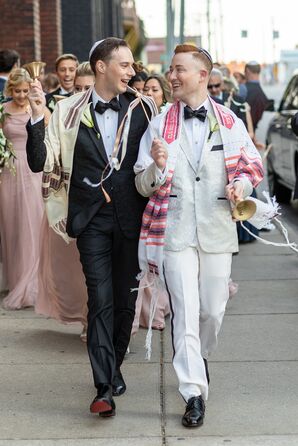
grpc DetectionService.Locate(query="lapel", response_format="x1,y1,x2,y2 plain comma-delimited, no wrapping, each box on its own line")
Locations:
85,102,109,165
179,123,197,174
118,94,130,128
196,116,213,173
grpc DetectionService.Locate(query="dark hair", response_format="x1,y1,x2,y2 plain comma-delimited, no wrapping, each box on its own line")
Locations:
55,53,79,72
128,70,148,87
245,62,261,74
174,44,213,73
144,74,172,104
89,37,129,75
0,49,20,73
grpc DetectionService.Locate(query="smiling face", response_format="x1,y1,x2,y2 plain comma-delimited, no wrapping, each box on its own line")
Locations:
11,81,30,107
95,46,135,98
143,78,164,110
56,59,77,92
168,52,208,103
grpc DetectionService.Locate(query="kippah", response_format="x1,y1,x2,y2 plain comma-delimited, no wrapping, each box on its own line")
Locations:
89,39,105,60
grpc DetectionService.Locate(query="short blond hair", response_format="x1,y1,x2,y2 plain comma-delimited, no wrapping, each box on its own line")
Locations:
75,61,94,79
174,44,213,74
55,53,79,72
4,68,32,97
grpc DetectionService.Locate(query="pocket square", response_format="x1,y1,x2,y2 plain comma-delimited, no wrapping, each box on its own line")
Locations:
211,144,223,151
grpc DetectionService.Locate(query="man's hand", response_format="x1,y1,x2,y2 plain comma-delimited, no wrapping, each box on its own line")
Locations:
225,180,244,204
28,80,46,121
150,138,168,170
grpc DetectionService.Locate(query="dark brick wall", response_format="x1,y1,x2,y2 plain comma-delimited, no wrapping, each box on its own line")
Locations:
40,0,62,71
0,0,39,64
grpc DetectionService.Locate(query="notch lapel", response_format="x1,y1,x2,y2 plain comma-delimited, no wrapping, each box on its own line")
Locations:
179,125,197,174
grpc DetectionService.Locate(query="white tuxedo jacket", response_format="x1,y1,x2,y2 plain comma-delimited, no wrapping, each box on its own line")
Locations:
135,102,254,253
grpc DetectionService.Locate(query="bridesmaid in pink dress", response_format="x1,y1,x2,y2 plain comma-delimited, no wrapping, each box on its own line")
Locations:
0,68,45,309
132,74,172,334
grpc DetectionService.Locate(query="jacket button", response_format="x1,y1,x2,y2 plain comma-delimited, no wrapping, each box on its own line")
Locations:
195,176,200,182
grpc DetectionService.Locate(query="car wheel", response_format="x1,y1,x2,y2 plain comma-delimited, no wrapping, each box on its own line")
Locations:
267,158,292,203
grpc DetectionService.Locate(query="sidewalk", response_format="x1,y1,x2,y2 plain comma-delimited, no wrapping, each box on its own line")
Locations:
1,224,298,446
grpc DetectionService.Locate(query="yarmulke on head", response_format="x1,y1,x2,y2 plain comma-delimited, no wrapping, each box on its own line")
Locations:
174,44,213,73
89,37,129,75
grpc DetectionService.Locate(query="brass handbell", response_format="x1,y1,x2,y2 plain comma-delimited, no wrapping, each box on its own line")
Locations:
232,199,257,221
23,61,46,79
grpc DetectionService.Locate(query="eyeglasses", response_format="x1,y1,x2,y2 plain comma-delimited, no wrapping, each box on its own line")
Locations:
208,83,221,89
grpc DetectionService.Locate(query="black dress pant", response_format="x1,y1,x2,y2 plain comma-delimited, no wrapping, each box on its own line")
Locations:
76,203,139,390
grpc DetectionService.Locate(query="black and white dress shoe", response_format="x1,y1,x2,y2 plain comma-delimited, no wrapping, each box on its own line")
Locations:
182,395,205,428
112,369,126,396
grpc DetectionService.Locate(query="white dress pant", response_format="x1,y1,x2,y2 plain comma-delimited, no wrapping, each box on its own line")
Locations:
163,246,232,402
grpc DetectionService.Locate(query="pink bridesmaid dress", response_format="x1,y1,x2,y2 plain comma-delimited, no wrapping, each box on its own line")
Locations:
0,106,44,309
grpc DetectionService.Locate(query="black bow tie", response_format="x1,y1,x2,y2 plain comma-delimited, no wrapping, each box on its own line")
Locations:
95,97,121,114
184,105,207,122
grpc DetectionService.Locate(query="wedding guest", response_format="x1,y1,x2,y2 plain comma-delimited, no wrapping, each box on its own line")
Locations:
128,69,148,94
0,68,49,309
0,49,20,93
74,62,94,93
42,72,59,94
46,53,79,111
132,74,172,335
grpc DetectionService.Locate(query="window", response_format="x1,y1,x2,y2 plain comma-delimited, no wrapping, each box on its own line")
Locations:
280,75,298,111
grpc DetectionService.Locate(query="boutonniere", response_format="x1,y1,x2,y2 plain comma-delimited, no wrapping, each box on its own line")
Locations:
207,113,220,141
48,98,55,112
81,103,100,139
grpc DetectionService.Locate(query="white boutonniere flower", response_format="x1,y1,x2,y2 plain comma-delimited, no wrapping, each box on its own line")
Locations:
48,98,56,112
81,103,100,139
207,113,220,141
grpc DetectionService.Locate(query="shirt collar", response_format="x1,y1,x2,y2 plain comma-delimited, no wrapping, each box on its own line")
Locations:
92,88,119,106
181,97,210,112
59,87,72,95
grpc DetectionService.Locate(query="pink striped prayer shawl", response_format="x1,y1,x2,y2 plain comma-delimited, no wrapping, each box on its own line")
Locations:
139,100,263,278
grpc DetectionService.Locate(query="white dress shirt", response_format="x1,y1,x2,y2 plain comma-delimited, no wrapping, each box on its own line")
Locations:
92,90,118,159
181,98,210,166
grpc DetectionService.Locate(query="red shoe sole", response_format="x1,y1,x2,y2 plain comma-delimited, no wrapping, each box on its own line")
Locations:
90,399,113,414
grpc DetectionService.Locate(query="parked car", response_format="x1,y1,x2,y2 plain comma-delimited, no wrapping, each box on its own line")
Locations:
266,71,298,203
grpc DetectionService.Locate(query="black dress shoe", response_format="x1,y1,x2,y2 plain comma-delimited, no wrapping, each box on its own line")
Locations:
203,358,210,384
90,385,116,417
112,369,126,396
182,395,205,428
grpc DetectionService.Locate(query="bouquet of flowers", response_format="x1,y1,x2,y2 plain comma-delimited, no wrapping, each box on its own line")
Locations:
0,103,16,175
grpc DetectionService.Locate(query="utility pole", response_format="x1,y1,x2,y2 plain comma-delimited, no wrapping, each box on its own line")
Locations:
166,0,175,68
179,0,185,44
206,0,211,52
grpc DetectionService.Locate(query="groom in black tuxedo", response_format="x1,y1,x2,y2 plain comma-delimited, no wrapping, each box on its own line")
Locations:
26,38,152,417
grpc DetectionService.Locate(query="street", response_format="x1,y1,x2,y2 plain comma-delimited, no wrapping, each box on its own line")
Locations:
0,82,298,446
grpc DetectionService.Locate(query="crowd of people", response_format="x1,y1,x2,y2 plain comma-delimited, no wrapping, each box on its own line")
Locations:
0,42,266,427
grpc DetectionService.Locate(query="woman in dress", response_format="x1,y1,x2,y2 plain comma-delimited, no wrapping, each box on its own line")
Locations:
37,63,94,341
132,74,172,335
0,68,48,309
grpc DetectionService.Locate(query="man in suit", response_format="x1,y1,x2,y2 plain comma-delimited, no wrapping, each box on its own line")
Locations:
0,49,20,94
245,61,269,130
45,53,79,111
26,37,155,417
134,44,263,428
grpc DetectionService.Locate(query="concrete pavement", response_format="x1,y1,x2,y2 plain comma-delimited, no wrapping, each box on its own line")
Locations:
1,223,298,446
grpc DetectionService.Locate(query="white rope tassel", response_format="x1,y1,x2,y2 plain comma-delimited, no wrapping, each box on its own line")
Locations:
145,276,160,361
240,219,298,253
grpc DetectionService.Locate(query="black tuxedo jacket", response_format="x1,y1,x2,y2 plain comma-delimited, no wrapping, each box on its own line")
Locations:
45,87,73,111
26,92,149,239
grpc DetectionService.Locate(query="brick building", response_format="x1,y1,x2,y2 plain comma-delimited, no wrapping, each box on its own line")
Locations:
0,0,141,72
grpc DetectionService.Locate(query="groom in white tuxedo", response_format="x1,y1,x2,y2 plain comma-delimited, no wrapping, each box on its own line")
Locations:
134,44,263,428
